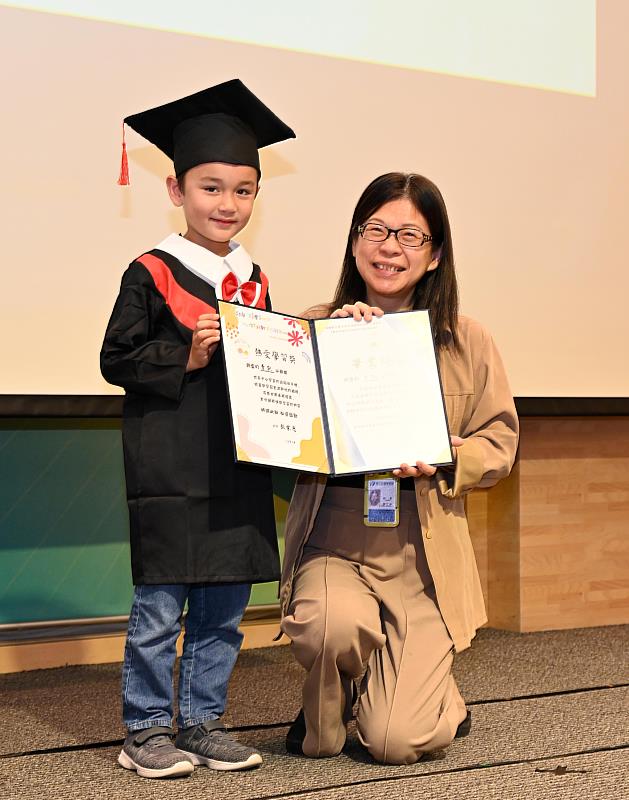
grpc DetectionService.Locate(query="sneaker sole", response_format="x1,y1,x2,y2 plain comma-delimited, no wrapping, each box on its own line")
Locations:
181,749,262,771
118,749,194,778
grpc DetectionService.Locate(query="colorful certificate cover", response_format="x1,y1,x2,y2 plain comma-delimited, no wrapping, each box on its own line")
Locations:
218,301,453,475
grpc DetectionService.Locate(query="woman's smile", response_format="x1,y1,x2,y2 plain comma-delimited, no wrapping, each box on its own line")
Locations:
373,261,406,274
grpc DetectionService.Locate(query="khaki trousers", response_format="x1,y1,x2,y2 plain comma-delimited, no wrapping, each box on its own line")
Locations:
282,486,467,764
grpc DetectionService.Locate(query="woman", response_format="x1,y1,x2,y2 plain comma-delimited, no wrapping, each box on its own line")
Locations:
280,173,519,765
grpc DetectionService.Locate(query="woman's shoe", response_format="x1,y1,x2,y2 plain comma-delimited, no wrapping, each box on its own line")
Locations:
285,709,306,755
287,707,471,757
455,709,472,738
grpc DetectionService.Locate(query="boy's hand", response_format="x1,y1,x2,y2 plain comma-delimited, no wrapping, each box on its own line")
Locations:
186,313,221,372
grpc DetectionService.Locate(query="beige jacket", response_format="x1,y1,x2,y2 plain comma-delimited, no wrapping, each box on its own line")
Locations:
279,315,519,652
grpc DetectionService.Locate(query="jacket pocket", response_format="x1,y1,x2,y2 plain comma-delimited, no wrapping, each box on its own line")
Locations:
444,391,472,435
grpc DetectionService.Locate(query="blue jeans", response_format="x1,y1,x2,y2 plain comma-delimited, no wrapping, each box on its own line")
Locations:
122,583,251,731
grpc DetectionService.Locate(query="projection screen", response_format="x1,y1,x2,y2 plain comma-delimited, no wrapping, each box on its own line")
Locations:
1,0,626,399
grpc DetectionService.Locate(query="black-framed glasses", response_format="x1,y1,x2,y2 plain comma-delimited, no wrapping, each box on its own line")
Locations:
357,222,433,249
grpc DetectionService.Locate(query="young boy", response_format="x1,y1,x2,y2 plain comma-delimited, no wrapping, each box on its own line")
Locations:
101,79,295,779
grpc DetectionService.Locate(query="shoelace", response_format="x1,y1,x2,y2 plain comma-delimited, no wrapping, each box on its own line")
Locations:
147,735,174,749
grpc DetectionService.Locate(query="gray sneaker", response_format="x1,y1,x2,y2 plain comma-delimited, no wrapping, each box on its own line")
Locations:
118,726,194,779
175,720,262,771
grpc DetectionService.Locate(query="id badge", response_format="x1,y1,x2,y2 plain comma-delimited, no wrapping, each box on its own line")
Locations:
363,472,400,527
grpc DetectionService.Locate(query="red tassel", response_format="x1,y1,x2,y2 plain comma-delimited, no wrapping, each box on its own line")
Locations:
118,122,129,185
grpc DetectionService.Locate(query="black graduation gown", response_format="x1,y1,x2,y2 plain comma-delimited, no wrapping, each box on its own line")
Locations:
100,248,280,585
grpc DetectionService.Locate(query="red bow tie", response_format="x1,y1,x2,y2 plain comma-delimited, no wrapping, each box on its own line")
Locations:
221,272,265,308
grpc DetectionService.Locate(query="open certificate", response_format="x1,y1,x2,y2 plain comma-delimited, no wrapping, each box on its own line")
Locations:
219,301,453,475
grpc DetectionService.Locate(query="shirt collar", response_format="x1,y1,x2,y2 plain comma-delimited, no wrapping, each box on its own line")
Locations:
155,233,254,290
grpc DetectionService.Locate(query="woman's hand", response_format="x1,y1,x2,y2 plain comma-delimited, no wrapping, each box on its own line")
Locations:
393,461,436,478
186,313,221,372
450,435,464,453
330,302,384,321
392,436,465,478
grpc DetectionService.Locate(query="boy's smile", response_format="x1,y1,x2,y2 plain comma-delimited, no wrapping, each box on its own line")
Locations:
167,162,259,257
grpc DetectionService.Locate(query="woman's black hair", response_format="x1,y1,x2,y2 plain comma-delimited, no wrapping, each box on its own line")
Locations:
328,172,459,349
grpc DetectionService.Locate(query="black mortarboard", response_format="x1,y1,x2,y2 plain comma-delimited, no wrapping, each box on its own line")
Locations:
119,79,295,183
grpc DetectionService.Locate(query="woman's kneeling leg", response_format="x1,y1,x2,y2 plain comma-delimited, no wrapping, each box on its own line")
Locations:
357,588,467,765
282,553,384,757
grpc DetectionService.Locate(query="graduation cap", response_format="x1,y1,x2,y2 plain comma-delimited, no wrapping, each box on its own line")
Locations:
118,78,295,184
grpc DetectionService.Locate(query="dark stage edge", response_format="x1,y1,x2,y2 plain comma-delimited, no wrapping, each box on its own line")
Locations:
1,394,629,417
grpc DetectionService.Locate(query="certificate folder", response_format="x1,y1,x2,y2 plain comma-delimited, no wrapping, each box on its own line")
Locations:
218,301,453,475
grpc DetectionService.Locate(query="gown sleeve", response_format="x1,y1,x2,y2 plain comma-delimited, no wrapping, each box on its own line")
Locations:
100,262,190,401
